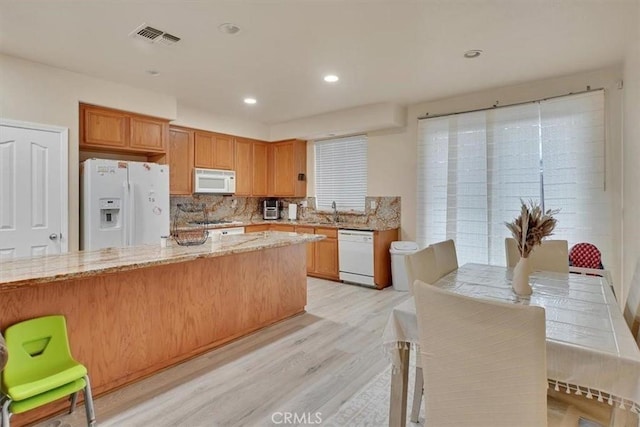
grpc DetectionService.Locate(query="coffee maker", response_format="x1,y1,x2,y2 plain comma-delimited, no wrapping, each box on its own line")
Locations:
263,199,279,220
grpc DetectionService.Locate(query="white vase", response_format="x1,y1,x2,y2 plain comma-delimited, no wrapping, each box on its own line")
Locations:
512,256,533,296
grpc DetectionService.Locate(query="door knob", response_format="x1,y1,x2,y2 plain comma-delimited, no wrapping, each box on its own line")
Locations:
49,233,59,241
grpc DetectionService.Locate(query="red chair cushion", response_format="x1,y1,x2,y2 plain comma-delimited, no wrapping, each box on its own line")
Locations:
569,243,602,269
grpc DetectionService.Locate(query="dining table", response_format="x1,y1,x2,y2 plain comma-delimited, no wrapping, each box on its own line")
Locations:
382,263,640,427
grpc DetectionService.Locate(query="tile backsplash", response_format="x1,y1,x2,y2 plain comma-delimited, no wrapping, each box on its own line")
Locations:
170,195,400,229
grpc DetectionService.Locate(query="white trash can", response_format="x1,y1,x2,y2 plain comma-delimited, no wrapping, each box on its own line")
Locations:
390,241,420,292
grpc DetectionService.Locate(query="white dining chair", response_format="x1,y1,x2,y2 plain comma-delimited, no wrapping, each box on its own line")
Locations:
431,239,459,278
403,246,439,422
413,280,582,427
505,238,569,273
404,246,439,296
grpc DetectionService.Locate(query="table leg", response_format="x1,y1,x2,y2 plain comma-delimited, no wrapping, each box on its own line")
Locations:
389,344,410,427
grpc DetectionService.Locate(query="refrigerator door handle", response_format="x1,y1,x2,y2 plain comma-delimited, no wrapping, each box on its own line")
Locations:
128,181,136,246
122,181,129,246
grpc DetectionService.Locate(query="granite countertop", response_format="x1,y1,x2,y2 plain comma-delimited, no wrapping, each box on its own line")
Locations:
176,219,396,232
0,231,324,290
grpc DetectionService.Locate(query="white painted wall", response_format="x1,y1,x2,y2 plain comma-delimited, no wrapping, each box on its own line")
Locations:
622,8,640,308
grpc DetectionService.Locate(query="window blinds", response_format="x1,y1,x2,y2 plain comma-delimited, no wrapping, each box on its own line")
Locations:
417,90,608,267
314,135,368,211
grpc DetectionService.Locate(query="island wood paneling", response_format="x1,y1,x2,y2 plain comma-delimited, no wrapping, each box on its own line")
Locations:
0,244,307,426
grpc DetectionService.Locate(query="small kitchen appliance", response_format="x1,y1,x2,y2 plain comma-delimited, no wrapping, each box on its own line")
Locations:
288,203,298,220
263,200,279,220
193,168,236,194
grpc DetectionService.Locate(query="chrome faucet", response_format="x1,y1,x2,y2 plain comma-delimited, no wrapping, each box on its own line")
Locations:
331,201,339,223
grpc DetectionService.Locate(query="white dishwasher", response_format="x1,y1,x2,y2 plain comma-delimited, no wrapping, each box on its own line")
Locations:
338,229,375,287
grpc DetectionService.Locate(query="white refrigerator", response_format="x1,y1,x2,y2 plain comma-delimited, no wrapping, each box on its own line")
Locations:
80,159,170,250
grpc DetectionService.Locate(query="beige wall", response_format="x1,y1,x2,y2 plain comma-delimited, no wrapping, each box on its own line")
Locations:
365,66,625,294
622,8,640,307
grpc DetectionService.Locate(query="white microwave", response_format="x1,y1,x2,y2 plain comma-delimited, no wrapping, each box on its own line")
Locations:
194,168,236,194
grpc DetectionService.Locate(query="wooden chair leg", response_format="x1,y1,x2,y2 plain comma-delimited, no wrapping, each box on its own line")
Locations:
410,366,423,423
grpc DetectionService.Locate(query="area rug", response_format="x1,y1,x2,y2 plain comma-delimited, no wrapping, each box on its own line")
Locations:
322,364,603,427
323,364,423,427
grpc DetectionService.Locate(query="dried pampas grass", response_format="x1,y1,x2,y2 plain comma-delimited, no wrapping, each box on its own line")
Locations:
506,200,559,258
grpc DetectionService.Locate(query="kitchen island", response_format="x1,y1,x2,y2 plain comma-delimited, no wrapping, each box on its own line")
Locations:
0,231,323,426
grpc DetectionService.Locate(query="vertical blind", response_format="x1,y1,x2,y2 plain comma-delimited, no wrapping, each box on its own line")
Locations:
314,135,368,211
417,90,609,267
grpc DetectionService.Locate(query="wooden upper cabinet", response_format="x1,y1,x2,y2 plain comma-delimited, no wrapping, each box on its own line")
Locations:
234,138,253,196
81,104,128,149
270,139,307,197
194,131,235,170
168,127,194,195
252,141,269,196
234,138,269,197
79,103,169,154
130,116,167,153
214,134,235,170
194,132,215,168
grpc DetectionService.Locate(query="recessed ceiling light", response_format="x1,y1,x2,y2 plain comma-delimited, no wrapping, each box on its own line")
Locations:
464,50,483,59
219,23,241,35
244,97,257,105
146,70,161,76
324,74,339,83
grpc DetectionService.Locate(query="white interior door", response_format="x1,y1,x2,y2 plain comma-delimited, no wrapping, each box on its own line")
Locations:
0,121,68,259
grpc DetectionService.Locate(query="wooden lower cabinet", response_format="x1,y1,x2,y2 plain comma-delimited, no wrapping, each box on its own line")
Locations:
245,224,270,233
295,226,315,273
270,224,296,232
296,226,339,280
313,227,339,280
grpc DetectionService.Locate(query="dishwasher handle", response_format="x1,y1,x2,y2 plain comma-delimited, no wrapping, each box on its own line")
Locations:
338,230,374,242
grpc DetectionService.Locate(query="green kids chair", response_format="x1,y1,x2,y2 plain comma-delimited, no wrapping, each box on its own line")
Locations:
0,315,95,426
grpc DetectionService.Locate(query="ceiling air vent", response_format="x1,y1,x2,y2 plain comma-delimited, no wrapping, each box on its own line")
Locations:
158,33,181,46
129,23,180,46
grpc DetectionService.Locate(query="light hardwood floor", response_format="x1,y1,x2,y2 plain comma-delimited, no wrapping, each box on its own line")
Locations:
35,278,410,427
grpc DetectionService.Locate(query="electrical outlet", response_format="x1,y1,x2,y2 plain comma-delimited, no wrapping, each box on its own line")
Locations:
300,200,308,208
370,200,377,209
231,199,237,208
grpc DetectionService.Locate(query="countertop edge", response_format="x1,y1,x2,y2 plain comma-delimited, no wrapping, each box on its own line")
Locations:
0,232,324,291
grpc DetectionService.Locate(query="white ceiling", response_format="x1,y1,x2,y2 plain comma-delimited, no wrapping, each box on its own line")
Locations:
0,1,636,125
